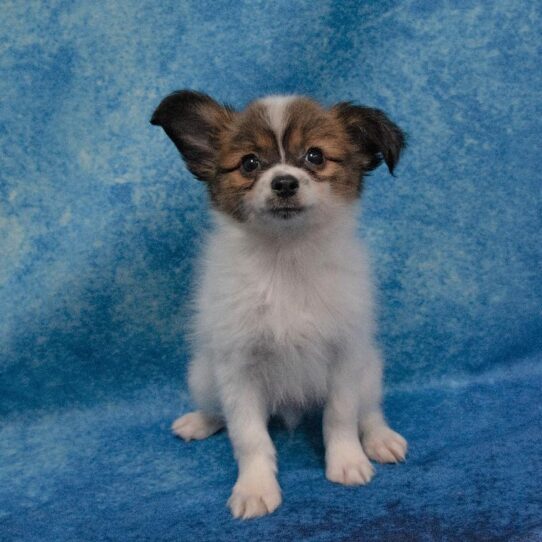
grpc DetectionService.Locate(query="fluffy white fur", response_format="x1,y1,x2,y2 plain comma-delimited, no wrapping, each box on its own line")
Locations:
170,96,407,520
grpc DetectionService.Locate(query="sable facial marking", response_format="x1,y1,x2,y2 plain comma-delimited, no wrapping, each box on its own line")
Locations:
151,91,405,221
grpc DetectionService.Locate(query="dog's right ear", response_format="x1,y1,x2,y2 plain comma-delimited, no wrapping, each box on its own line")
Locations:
150,90,234,182
332,102,406,176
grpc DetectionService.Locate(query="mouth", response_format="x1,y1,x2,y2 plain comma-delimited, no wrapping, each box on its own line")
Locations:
267,206,305,220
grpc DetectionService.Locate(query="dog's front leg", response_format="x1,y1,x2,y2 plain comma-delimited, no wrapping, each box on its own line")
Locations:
323,353,375,486
218,369,281,519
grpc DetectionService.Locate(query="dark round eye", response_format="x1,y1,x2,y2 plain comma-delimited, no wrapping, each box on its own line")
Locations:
240,154,260,173
305,147,324,165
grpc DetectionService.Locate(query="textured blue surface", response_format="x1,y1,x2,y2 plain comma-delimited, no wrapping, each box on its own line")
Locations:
1,1,541,540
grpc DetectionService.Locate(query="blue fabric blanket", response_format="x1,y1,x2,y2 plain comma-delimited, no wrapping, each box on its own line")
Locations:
1,1,541,540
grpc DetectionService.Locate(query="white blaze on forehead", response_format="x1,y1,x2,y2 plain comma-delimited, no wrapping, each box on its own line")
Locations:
259,95,297,162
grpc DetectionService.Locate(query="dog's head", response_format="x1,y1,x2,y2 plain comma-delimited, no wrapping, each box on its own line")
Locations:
151,91,405,232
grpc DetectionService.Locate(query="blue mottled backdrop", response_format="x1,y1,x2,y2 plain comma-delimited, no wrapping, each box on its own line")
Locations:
1,1,541,540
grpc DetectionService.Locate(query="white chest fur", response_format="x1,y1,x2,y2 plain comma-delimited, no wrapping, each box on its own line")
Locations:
193,211,376,411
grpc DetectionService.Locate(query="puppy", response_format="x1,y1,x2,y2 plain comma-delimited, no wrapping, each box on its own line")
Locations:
151,91,408,519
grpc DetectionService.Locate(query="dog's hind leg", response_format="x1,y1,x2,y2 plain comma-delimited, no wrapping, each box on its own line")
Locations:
173,355,224,441
172,411,224,441
358,347,408,463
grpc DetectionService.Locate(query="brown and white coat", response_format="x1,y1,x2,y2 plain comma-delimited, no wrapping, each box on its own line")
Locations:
151,91,408,520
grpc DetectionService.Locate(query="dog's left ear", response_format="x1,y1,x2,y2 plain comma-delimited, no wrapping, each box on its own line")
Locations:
333,102,406,175
150,90,234,182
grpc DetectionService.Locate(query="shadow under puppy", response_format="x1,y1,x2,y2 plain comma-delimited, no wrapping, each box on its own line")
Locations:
151,91,408,519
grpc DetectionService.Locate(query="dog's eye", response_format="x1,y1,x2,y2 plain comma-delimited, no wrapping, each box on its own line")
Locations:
240,154,260,173
305,147,324,166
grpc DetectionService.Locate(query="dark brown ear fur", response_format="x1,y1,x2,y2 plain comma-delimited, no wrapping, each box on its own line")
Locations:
150,90,234,181
333,102,406,175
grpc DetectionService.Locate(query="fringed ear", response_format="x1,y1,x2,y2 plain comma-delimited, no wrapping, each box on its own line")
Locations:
333,102,406,175
151,90,234,182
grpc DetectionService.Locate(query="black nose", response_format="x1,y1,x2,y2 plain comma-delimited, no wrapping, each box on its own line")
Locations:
271,175,299,198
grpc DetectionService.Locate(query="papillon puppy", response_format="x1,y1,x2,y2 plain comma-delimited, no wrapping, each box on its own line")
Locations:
151,91,408,519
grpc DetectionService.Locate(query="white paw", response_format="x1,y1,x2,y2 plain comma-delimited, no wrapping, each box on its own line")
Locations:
326,442,375,486
228,470,282,519
362,425,408,464
171,411,223,441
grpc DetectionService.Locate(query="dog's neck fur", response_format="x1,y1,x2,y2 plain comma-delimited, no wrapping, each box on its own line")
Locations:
211,203,361,264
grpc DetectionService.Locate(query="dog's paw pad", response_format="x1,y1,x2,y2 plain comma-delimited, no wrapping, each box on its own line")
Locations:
326,446,375,486
363,426,407,464
171,411,223,441
228,481,282,519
